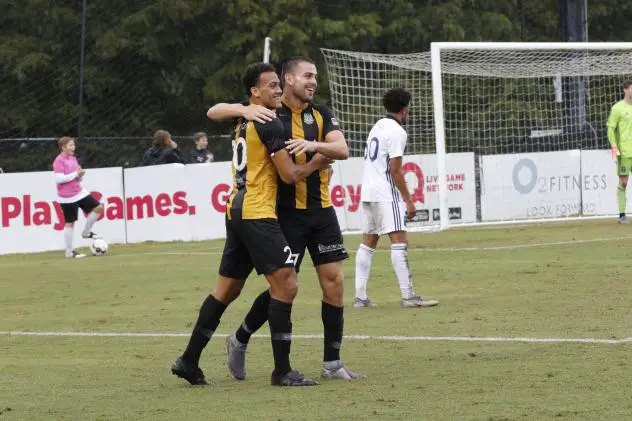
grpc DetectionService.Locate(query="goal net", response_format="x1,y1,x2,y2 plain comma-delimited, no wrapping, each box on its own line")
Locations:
321,43,632,230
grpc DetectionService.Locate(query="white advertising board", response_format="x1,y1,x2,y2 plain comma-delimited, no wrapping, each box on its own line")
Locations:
123,163,232,243
580,149,625,216
332,153,477,230
1,153,478,255
0,167,126,254
480,151,582,221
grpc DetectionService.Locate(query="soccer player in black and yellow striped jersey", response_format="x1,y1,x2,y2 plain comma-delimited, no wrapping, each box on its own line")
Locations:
172,62,328,387
207,57,365,381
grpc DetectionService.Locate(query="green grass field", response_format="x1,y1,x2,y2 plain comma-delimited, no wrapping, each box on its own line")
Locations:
1,220,631,421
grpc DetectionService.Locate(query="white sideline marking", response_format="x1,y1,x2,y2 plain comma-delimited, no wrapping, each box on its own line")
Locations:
1,331,630,345
113,236,632,258
413,236,632,252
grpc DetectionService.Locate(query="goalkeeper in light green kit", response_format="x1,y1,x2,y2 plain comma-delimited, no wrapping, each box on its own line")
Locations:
607,80,632,224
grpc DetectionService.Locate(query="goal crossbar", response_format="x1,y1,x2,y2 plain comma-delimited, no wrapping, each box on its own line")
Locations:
431,42,632,51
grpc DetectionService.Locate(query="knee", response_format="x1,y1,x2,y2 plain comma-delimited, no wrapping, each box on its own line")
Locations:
321,271,344,304
621,182,628,189
212,277,244,305
65,222,74,228
323,271,343,290
94,204,104,214
281,272,298,301
271,269,298,302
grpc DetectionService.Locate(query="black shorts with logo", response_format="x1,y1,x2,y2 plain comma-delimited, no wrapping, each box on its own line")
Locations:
60,194,100,223
219,212,296,280
278,206,348,273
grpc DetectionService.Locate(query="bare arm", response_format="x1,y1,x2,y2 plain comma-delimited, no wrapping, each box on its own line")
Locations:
389,157,411,202
207,103,276,123
271,149,329,184
317,130,349,160
390,156,416,220
285,130,349,160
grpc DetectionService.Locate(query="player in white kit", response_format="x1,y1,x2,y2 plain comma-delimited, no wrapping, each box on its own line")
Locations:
353,88,439,308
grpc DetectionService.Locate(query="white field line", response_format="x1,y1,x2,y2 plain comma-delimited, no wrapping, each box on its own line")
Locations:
1,331,630,345
111,235,632,258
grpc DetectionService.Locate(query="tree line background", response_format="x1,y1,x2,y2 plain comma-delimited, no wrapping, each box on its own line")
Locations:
1,0,631,172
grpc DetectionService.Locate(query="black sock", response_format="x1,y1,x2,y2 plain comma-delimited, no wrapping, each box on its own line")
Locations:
181,294,227,366
322,301,344,362
235,289,271,345
268,298,293,376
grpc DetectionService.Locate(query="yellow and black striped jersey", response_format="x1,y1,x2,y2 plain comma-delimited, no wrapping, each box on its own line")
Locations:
276,99,342,210
226,117,286,220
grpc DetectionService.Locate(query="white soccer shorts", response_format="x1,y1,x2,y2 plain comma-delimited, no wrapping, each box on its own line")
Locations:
361,201,407,235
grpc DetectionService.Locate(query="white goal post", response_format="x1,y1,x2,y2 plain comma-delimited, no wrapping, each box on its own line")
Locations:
321,42,632,231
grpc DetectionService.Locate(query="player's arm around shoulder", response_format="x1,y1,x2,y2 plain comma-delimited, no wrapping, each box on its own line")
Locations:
207,102,276,124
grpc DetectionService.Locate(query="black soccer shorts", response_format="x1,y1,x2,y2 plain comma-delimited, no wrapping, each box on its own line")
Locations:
278,206,349,273
219,214,297,280
60,194,101,224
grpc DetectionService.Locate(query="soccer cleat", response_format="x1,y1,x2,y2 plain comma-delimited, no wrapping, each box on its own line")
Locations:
171,356,208,386
321,361,367,380
352,297,377,308
226,334,247,380
81,231,99,239
401,295,439,308
618,215,629,224
66,251,86,259
271,370,318,386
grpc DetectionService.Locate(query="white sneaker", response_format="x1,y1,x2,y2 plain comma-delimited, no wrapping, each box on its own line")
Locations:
401,295,439,308
321,361,367,380
352,297,377,308
66,251,86,259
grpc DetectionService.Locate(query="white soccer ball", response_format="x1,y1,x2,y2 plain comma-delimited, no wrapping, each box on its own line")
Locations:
90,238,109,256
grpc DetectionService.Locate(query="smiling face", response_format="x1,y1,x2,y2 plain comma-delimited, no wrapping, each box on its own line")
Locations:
252,71,282,109
284,60,318,103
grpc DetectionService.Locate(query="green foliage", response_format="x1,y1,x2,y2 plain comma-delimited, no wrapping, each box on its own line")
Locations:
1,0,632,171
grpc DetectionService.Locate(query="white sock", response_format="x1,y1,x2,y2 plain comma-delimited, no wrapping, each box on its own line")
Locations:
391,243,414,299
355,244,374,300
64,227,74,256
82,211,99,236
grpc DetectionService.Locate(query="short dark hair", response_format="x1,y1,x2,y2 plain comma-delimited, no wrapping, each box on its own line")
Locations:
193,132,207,142
281,56,315,81
242,62,277,97
153,129,171,147
383,88,411,114
624,80,632,90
